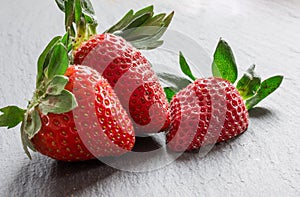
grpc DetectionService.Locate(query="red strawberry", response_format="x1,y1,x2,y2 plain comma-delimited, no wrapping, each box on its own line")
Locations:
54,2,174,134
164,41,283,152
74,33,170,133
31,65,135,161
166,78,249,152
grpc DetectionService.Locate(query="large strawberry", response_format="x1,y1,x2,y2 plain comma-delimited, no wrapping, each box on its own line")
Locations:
163,40,283,152
55,1,174,133
0,35,135,161
74,33,170,133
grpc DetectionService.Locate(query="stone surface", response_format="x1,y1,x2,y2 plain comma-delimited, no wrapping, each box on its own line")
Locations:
0,0,299,196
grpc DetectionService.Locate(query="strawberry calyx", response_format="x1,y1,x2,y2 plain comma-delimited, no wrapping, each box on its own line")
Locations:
160,38,283,110
105,6,174,50
55,0,174,50
55,0,98,50
0,33,78,158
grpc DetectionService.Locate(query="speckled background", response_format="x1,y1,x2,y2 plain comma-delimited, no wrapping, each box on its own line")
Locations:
0,0,299,196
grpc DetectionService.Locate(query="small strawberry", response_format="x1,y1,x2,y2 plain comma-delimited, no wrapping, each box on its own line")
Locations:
166,77,249,151
0,35,135,161
163,40,283,152
55,2,174,133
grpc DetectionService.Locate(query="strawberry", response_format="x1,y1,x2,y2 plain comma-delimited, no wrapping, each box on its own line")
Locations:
32,65,135,161
166,77,249,152
163,40,283,152
55,2,174,133
73,33,170,133
0,35,134,161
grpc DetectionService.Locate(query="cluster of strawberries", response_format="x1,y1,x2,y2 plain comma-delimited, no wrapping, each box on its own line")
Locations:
0,0,282,162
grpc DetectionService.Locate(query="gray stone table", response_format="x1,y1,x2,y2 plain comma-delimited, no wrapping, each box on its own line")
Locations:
0,0,299,196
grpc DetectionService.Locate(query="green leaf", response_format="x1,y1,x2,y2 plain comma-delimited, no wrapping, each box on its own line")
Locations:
154,11,174,40
37,36,61,85
105,6,173,50
0,106,25,129
46,75,69,95
124,14,166,41
81,0,95,15
124,13,152,31
24,109,42,140
246,76,283,110
107,5,154,32
61,32,69,46
46,43,69,80
65,0,75,32
20,121,33,159
129,11,174,50
179,52,197,81
55,0,65,12
142,40,164,50
163,11,174,29
237,65,262,100
106,10,134,33
39,90,78,115
212,39,238,83
144,13,166,26
75,0,83,24
134,5,154,18
164,87,176,103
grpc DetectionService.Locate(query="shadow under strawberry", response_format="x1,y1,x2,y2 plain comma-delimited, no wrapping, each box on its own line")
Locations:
132,136,164,152
248,107,272,119
174,107,273,163
174,131,249,163
5,154,117,197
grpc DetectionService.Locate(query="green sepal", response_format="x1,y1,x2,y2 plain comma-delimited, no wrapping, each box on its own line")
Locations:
55,0,65,12
20,121,34,159
246,76,283,110
57,0,97,40
105,6,174,50
237,65,261,100
134,40,164,50
106,9,134,34
64,0,75,34
46,75,69,95
128,11,174,50
125,13,153,34
39,90,78,115
212,38,238,83
164,87,177,103
24,109,42,140
179,52,197,81
79,0,97,31
61,32,69,46
110,6,154,39
45,43,69,80
74,0,83,24
37,36,62,85
61,32,73,53
124,13,167,41
121,5,154,32
0,106,26,129
80,0,95,15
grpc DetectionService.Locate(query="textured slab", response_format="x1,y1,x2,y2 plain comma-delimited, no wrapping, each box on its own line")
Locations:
0,0,299,196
